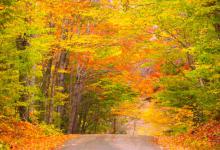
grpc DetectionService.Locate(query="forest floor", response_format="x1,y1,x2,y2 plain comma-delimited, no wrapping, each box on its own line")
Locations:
0,116,77,150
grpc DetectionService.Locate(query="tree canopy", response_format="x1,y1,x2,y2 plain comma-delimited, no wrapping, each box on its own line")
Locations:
0,0,220,149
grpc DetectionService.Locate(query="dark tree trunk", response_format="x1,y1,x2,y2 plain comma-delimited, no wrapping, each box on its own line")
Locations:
112,117,117,134
16,34,29,121
68,64,85,133
18,74,29,121
42,57,53,122
41,58,53,96
68,65,74,133
56,50,69,127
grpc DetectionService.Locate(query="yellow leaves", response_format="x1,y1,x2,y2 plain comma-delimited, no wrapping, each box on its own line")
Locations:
58,69,69,74
108,11,132,27
82,6,105,18
59,35,119,53
141,104,169,125
112,101,141,118
173,107,194,127
0,4,5,10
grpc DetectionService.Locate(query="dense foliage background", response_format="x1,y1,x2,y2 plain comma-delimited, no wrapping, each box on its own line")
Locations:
0,0,219,149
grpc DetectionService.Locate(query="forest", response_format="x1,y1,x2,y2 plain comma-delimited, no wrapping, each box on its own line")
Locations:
0,0,220,149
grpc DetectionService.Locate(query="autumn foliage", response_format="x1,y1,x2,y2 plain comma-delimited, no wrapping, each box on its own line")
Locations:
0,116,77,149
157,121,220,150
0,0,220,149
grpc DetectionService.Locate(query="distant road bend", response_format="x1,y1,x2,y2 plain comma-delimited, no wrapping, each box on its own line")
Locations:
60,134,162,150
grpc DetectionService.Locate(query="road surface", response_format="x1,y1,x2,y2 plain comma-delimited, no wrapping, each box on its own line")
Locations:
60,134,162,150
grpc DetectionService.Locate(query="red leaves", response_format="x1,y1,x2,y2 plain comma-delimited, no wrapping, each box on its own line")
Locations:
157,121,220,149
183,64,190,70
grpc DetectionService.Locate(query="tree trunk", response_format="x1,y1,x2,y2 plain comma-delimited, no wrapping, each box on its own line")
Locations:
58,50,69,128
41,58,53,95
47,57,60,124
68,65,74,133
18,74,29,121
68,64,85,133
27,65,36,122
16,34,29,121
112,117,117,134
42,57,53,122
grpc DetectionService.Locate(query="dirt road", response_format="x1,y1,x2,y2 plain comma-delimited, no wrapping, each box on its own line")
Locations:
60,134,162,150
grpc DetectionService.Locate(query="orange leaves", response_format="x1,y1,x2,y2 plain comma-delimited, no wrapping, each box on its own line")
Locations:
10,134,77,150
71,51,94,67
135,79,153,95
0,116,77,150
157,121,220,149
0,117,43,148
0,4,5,10
95,23,119,36
150,72,161,78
